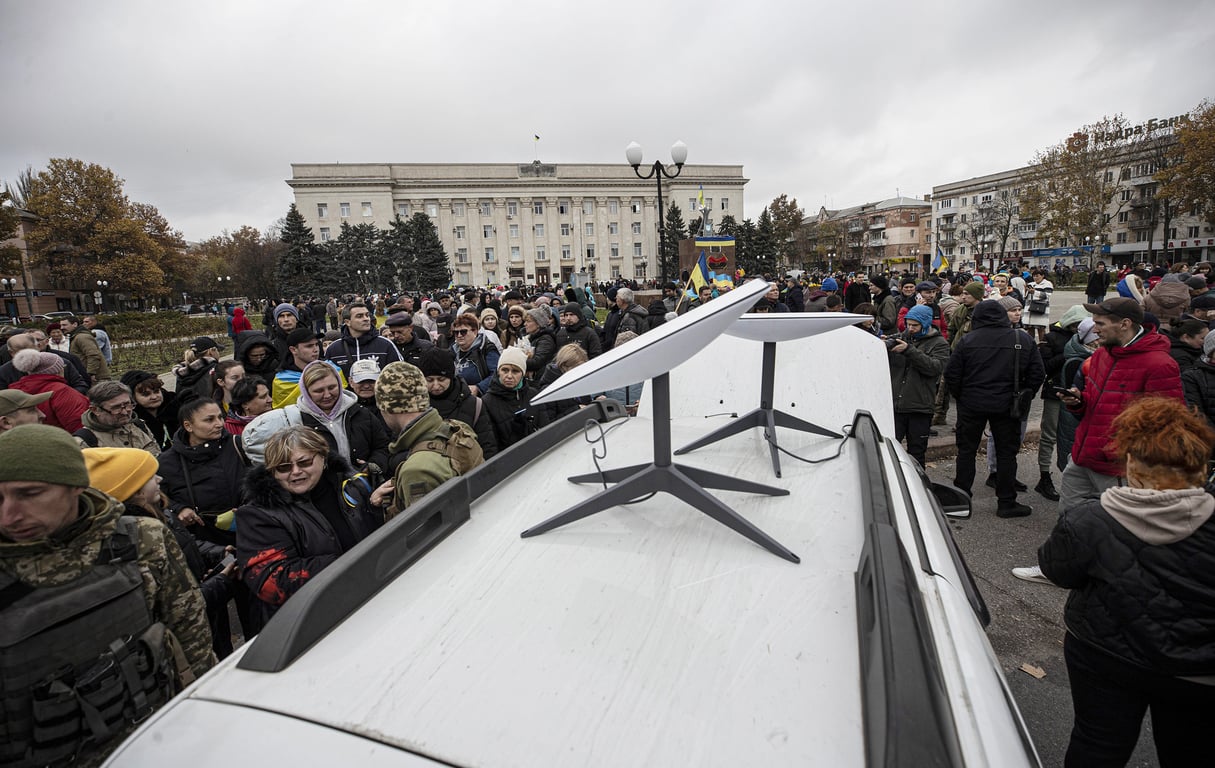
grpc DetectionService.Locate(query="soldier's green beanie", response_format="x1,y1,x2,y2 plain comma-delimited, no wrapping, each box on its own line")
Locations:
0,424,90,487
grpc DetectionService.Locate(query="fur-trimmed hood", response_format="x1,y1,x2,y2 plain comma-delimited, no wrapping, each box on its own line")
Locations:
242,451,359,508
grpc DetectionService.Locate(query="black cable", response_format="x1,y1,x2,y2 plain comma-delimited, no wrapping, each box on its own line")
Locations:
763,424,852,465
581,418,656,502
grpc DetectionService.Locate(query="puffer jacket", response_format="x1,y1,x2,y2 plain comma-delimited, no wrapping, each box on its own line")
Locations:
1182,359,1215,428
236,330,280,385
1038,323,1074,400
1168,332,1201,372
1039,490,1215,676
173,356,218,405
524,326,557,374
943,300,1044,414
429,376,498,458
157,428,248,546
8,373,89,432
888,327,950,414
1143,280,1191,332
481,373,549,450
1068,331,1182,475
237,454,379,633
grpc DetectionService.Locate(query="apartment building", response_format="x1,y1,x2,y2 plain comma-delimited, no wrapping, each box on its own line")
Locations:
803,196,933,272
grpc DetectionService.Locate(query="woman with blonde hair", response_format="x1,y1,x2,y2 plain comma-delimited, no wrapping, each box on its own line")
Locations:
1038,396,1215,766
295,361,391,480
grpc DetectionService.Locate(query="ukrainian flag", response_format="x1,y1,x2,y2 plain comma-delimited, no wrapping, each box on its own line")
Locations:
932,247,949,272
689,250,710,293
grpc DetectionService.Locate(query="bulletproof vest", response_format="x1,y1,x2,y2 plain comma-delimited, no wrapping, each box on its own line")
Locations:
0,517,176,767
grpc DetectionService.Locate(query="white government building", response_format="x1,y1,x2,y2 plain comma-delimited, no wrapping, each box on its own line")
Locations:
288,162,747,287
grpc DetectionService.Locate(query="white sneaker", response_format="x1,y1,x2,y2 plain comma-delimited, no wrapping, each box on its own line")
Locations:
1011,565,1055,586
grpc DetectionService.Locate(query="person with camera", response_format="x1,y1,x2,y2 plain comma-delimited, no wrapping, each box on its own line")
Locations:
944,299,1043,518
886,305,950,468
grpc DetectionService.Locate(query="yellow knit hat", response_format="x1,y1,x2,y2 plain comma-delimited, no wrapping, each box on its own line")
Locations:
83,447,159,502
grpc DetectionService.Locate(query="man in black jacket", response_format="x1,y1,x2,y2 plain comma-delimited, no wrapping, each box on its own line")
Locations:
383,312,434,368
1085,261,1111,305
944,300,1044,517
555,303,602,358
324,301,403,379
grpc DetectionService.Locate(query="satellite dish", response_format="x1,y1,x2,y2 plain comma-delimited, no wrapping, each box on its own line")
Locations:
725,312,871,342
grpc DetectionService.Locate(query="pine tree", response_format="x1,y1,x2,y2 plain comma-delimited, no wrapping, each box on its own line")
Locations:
717,214,739,237
382,215,415,291
406,213,450,291
277,203,315,299
661,202,687,282
736,218,758,277
754,209,778,277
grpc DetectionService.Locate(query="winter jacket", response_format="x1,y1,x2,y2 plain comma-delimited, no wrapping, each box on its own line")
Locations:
0,351,89,393
429,376,498,459
231,307,252,334
157,428,248,547
173,356,218,405
236,330,281,385
616,303,649,336
451,334,500,393
1039,489,1215,676
1038,323,1074,400
943,300,1044,414
1057,333,1095,465
74,409,161,456
646,300,669,331
896,302,949,340
524,326,557,374
393,333,435,369
1167,333,1202,373
131,387,180,449
8,373,89,432
844,282,870,312
237,454,379,633
600,306,623,349
295,386,391,478
1085,269,1111,297
555,317,603,358
1182,359,1215,429
386,408,461,512
535,362,596,421
481,373,549,450
324,325,403,379
1068,331,1183,476
785,284,806,313
68,327,110,381
875,293,900,333
1143,280,1191,332
888,328,950,414
804,290,829,312
947,303,975,349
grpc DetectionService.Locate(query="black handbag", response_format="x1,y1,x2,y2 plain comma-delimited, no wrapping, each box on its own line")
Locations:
1009,333,1036,419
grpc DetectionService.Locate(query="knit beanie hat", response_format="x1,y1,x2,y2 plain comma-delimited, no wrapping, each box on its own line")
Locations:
507,304,526,319
1057,304,1090,330
375,362,430,414
963,282,986,301
0,424,89,487
870,276,889,292
525,308,550,328
1204,329,1215,363
238,407,303,466
904,305,934,337
120,370,160,391
1077,318,1099,345
821,278,839,291
83,447,158,502
560,302,582,317
1187,276,1208,291
900,277,917,288
998,296,1022,313
12,348,64,376
498,347,528,373
274,303,300,321
418,347,457,380
479,307,500,323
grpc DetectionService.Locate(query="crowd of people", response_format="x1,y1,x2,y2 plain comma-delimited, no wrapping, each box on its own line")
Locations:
2,262,1214,766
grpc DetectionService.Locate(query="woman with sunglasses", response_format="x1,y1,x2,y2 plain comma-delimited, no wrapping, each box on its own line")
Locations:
236,426,381,632
450,313,499,396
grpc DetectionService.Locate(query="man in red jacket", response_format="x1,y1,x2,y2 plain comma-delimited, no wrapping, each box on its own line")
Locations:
1014,297,1183,584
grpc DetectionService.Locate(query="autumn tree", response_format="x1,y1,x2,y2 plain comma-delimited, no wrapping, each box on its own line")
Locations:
766,194,804,268
0,191,22,276
23,158,183,296
660,202,686,282
959,191,1019,262
1159,100,1215,226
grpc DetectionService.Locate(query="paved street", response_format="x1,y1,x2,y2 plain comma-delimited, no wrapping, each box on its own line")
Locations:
922,288,1160,767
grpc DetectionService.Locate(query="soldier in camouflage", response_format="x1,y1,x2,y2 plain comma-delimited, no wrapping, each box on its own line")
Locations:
0,424,214,766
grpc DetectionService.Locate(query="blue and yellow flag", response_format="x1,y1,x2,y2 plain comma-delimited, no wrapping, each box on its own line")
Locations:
697,185,705,210
932,246,949,272
689,250,710,293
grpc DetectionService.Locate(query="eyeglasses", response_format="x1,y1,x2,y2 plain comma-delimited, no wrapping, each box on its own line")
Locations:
452,329,471,336
100,401,135,415
271,455,319,475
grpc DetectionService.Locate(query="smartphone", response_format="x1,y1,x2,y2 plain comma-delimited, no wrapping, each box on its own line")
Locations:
209,553,236,576
1052,386,1074,398
884,337,901,349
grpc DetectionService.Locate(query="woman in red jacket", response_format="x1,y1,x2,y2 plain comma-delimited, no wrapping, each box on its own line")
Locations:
9,349,90,432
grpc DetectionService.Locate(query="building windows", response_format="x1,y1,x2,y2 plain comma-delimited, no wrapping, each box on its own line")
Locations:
611,265,621,279
1189,226,1201,238
585,244,595,259
608,222,619,235
938,199,953,209
560,223,571,237
1136,231,1149,243
980,194,992,203
1118,211,1130,223
633,242,643,257
583,200,594,215
1121,168,1132,181
361,202,373,217
632,222,642,235
485,247,496,262
534,223,545,238
1116,232,1128,244
509,224,519,238
340,202,351,218
511,246,521,261
452,202,465,216
1169,228,1178,239
561,245,571,260
456,248,470,263
1104,171,1114,183
689,197,698,211
317,203,328,218
396,203,408,217
960,214,967,223
631,199,642,214
479,202,492,216
536,245,547,261
533,201,544,215
483,224,494,239
585,222,594,236
610,243,620,259
721,197,729,211
319,227,331,241
1121,189,1134,202
426,202,438,217
558,200,570,215
609,200,619,214
507,201,518,217
486,270,496,283
454,226,466,240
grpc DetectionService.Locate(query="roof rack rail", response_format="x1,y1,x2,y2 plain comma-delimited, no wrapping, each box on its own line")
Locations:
850,410,964,767
238,399,629,673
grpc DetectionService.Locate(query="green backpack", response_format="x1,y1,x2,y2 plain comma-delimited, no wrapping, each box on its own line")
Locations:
408,418,485,475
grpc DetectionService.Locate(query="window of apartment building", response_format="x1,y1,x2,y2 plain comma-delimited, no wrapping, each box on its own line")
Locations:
534,223,545,237
1169,228,1177,239
396,203,408,217
536,245,547,261
561,245,571,260
1001,190,1010,199
1116,233,1127,244
486,270,496,283
583,200,594,215
632,222,642,235
609,265,620,279
960,213,967,223
958,229,967,239
585,222,594,236
608,222,619,235
452,202,465,216
317,203,328,218
610,243,620,259
511,246,521,261
426,202,438,217
509,224,519,238
319,227,331,241
340,202,351,218
721,197,729,211
483,225,494,238
689,197,698,211
1120,167,1131,181
362,202,373,217
909,213,917,224
1121,189,1134,202
1118,211,1130,223
959,247,966,255
980,194,992,203
633,242,643,257
609,200,619,214
1142,185,1156,199
456,270,469,283
560,223,570,237
1136,231,1149,243
533,201,544,215
479,202,492,216
456,248,470,263
455,226,466,240
485,247,496,261
507,201,518,217
939,199,953,209
1193,204,1203,217
631,199,642,214
1189,226,1201,238
1104,171,1114,183
1136,163,1156,176
558,200,570,215
585,244,595,259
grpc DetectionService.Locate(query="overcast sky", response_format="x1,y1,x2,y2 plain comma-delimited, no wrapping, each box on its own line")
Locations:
4,0,1212,242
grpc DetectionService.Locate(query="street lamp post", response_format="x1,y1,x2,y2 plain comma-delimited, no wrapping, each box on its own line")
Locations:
95,280,109,312
0,278,16,321
827,252,835,275
626,140,687,284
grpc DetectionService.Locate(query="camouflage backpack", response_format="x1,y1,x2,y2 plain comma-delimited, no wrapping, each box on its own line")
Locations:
407,418,485,475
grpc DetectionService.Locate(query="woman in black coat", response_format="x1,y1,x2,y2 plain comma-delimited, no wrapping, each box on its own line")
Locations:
123,369,180,449
1038,396,1215,766
481,349,548,450
236,427,381,634
418,346,498,459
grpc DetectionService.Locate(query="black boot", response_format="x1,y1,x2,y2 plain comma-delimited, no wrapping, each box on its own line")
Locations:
986,472,1028,492
1034,472,1060,501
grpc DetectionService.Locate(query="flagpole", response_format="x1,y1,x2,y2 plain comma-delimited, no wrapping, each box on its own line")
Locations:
673,270,696,314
